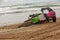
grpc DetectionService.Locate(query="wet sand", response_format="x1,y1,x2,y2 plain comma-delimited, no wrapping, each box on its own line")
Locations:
0,18,60,40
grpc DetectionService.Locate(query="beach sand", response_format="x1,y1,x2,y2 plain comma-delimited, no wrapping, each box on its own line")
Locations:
0,18,60,40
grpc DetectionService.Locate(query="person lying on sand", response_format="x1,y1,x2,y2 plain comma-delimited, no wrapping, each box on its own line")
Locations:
41,6,56,22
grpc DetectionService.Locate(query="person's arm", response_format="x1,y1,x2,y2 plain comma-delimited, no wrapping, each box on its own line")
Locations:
41,8,45,13
41,8,49,13
47,8,53,12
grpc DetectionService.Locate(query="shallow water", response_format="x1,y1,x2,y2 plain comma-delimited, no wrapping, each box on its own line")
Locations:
0,6,60,26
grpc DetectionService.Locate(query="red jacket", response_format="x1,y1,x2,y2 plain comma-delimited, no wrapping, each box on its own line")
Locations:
48,11,55,18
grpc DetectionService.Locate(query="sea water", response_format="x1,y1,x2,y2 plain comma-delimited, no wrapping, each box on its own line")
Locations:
0,3,60,26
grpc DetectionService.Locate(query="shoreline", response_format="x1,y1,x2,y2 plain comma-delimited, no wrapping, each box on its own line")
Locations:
0,18,60,29
0,17,60,40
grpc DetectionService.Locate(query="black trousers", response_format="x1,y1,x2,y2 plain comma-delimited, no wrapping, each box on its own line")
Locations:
44,14,49,22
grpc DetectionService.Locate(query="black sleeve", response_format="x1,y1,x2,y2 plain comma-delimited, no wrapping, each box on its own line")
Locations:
41,8,45,12
41,8,53,12
47,8,53,12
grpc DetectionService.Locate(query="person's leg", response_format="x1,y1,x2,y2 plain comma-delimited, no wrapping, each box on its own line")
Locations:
46,17,49,22
44,14,49,22
52,16,56,22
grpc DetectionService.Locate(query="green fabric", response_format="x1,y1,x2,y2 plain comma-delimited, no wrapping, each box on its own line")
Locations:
32,17,40,23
